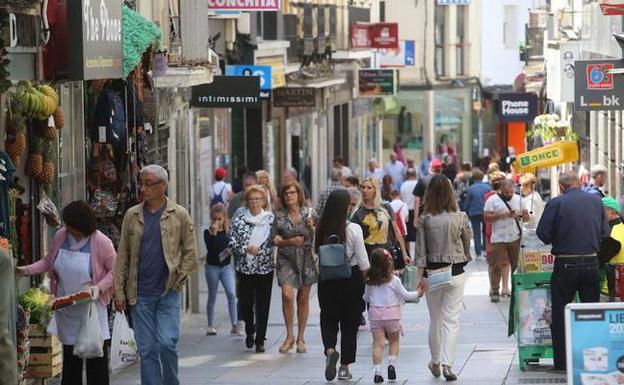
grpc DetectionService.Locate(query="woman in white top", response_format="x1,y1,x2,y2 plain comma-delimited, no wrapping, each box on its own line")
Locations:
519,173,545,229
315,190,370,382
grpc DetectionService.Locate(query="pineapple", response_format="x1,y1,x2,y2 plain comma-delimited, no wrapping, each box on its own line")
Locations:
5,132,26,166
52,107,64,130
26,153,43,178
38,161,55,186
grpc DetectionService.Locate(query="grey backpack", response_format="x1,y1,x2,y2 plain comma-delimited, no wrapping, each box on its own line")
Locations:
319,234,352,281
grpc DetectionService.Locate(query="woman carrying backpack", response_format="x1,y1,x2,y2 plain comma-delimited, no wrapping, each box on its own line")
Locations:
316,190,370,381
211,167,233,208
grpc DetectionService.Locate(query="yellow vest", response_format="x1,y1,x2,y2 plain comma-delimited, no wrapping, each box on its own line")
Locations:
603,223,624,294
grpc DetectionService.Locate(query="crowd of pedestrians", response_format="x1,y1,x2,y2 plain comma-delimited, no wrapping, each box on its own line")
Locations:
14,150,624,384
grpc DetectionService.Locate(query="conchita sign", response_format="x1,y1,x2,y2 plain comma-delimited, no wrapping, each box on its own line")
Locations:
208,0,280,11
67,0,123,80
496,93,537,123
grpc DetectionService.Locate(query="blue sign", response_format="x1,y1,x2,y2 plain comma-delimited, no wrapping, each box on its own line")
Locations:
405,40,415,66
225,65,272,91
437,0,470,4
566,303,624,385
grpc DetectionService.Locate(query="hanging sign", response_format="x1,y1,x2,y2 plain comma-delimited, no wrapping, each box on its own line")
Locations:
496,93,538,123
379,40,415,67
574,59,624,111
350,23,399,49
208,0,280,11
273,87,316,107
191,76,261,108
358,69,397,97
565,303,624,385
513,141,579,172
67,0,123,80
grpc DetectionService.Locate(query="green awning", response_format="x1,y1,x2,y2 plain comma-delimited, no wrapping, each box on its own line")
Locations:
122,5,162,78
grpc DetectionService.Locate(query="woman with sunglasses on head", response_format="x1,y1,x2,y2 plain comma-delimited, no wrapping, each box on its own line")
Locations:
272,180,317,354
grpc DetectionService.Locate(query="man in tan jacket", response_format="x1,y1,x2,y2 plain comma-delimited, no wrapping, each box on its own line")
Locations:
114,164,198,385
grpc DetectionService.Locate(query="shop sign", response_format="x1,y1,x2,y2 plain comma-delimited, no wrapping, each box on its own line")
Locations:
208,0,279,11
496,93,537,123
255,55,286,89
358,69,397,97
565,303,624,385
67,0,122,80
514,140,579,172
545,41,579,103
350,23,399,49
378,40,415,67
574,59,624,111
226,65,272,98
273,87,316,107
191,76,261,108
437,0,470,4
4,13,39,48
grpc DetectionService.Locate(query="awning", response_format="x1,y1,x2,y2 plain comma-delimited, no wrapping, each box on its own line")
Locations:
122,5,162,77
153,66,215,89
513,141,578,172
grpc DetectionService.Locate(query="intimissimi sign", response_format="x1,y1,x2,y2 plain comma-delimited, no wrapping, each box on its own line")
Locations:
496,93,537,123
208,0,280,11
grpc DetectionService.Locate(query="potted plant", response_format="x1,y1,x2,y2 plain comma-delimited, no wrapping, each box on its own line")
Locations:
528,114,578,143
519,42,528,62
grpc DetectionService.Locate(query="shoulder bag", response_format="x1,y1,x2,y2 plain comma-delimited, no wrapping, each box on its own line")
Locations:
319,234,352,281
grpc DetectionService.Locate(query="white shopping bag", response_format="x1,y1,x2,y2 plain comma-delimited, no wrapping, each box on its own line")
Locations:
110,311,138,374
73,302,104,358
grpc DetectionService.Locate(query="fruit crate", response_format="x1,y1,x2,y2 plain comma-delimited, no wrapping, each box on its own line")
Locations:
24,325,62,379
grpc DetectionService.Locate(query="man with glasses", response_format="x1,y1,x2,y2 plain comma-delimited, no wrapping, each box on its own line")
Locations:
114,164,198,385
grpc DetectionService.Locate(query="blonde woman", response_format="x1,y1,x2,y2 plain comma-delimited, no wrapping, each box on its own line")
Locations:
256,170,279,211
520,173,545,229
352,178,410,266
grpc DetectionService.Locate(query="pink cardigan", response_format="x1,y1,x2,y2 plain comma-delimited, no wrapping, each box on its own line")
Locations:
25,228,117,306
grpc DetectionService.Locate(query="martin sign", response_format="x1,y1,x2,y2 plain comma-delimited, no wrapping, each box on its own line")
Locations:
496,93,537,123
67,0,122,80
191,76,261,108
574,59,624,111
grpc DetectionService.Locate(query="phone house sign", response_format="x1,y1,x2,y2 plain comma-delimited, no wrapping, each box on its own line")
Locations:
496,93,538,123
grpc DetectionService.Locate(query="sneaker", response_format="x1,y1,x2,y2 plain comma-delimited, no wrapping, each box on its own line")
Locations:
388,365,396,381
374,374,384,383
428,362,441,378
231,326,242,336
325,350,340,381
205,326,217,336
245,334,255,349
337,367,352,380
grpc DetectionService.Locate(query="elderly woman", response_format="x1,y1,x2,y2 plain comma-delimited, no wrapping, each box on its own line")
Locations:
352,177,410,266
273,180,317,353
229,185,275,353
520,173,545,228
416,175,472,381
16,201,116,385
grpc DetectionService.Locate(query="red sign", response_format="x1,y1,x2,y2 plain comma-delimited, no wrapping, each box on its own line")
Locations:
600,1,624,15
586,63,614,90
208,0,279,11
350,23,399,49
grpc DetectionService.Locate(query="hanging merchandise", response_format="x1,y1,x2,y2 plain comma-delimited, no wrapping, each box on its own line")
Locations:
0,152,16,239
91,89,127,146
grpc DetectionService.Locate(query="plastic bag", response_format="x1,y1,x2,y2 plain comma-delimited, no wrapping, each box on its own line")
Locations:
110,312,138,374
36,193,60,227
73,302,104,358
401,266,420,303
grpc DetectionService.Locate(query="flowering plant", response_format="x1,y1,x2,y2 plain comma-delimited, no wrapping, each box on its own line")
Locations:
528,114,578,141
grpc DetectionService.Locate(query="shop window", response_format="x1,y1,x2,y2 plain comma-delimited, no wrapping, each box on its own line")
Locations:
434,5,445,77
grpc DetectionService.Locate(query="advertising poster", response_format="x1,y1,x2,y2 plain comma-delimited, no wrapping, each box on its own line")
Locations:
518,288,552,346
566,303,624,385
358,69,397,97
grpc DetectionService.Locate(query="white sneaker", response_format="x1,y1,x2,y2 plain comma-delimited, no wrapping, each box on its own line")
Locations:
206,326,217,336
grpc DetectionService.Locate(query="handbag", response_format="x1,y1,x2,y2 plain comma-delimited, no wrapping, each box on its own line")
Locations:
426,265,453,291
382,206,406,270
319,234,352,281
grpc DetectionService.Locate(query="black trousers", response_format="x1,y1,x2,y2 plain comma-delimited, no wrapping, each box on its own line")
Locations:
550,257,600,370
61,341,109,385
238,272,273,345
318,266,365,365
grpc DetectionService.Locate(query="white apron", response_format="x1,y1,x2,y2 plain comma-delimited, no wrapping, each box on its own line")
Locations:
48,248,110,345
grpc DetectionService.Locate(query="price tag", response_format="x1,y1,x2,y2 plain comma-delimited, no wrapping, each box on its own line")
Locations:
98,126,107,143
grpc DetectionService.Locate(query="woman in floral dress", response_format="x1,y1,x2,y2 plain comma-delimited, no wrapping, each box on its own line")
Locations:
273,180,318,353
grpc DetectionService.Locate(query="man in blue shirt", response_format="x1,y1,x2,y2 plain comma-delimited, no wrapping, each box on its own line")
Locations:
536,171,609,372
464,168,490,259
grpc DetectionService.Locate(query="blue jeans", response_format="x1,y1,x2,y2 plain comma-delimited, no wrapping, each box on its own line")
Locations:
469,215,486,256
131,290,181,385
204,263,237,326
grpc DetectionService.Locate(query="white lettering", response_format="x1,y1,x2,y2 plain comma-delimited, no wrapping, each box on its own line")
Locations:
208,0,277,8
83,0,121,43
502,100,530,115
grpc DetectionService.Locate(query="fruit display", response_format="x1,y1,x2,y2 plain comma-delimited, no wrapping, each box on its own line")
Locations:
52,107,65,130
51,290,93,310
12,81,59,120
35,119,56,141
5,131,26,166
25,153,42,179
38,161,55,186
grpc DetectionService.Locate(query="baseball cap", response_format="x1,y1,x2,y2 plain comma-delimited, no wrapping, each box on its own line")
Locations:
602,196,621,213
431,159,443,170
215,167,227,179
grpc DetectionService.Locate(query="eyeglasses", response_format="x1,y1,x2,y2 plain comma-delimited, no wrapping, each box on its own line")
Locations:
140,180,163,189
248,197,264,202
